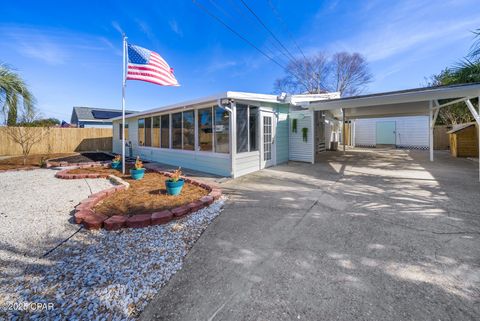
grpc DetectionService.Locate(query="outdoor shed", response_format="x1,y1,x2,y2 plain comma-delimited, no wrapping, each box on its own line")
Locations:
447,123,479,157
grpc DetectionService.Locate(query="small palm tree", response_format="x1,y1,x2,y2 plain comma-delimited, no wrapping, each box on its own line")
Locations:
0,63,35,125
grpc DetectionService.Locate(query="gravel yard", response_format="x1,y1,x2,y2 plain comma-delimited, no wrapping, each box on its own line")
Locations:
0,168,225,320
0,168,114,278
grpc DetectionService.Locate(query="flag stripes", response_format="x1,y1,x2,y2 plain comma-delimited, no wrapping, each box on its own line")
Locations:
126,44,179,86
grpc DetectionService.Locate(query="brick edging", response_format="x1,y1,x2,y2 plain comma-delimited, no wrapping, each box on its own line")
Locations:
55,163,112,179
71,166,222,231
47,159,110,168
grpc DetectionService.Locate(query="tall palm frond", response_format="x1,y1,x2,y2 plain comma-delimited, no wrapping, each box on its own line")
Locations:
469,28,480,60
0,63,36,125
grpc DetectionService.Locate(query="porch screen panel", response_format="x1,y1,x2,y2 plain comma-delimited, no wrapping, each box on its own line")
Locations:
183,111,195,150
198,107,213,151
172,112,182,149
152,116,160,147
138,118,145,146
214,106,229,153
161,115,170,148
144,117,152,147
249,106,258,151
236,104,248,153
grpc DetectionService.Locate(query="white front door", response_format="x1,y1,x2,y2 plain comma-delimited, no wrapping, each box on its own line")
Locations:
261,113,276,168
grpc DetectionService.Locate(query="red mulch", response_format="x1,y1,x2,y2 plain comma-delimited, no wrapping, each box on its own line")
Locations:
68,167,209,217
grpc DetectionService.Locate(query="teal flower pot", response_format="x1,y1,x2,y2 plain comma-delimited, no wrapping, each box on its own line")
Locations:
111,161,121,170
130,168,145,180
165,179,184,196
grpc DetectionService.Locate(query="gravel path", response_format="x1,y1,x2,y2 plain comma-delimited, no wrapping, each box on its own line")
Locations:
0,168,225,320
0,168,114,279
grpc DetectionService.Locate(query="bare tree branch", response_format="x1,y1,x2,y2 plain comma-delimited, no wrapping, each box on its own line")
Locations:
274,52,372,97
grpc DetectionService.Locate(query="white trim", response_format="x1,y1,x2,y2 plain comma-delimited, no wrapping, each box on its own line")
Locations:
309,84,480,111
311,111,315,163
111,91,339,121
230,102,237,177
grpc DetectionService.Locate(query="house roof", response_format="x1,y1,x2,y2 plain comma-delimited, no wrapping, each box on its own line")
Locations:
110,91,340,121
308,82,480,119
446,122,477,134
71,107,137,123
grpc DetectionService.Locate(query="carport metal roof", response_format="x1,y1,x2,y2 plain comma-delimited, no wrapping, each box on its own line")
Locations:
307,83,480,181
307,83,480,119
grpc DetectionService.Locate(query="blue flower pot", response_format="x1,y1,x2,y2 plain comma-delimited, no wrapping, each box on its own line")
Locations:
130,168,145,180
165,179,184,196
111,161,121,169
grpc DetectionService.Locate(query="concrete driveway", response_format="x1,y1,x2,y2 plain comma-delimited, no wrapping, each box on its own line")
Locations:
141,149,480,321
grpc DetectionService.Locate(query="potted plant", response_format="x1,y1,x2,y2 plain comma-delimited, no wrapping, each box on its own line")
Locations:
130,156,145,180
111,155,121,169
165,167,184,196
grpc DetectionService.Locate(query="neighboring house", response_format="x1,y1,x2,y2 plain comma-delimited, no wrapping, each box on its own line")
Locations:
71,107,136,128
111,91,341,177
352,116,429,149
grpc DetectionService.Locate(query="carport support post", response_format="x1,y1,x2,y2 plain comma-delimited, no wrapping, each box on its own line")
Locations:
429,100,434,162
342,108,346,154
466,97,480,181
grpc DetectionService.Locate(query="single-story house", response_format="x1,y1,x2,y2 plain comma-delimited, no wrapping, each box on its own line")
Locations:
71,107,136,128
111,83,480,179
111,91,341,177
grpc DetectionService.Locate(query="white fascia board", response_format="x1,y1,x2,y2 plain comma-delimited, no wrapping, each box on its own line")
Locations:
111,93,228,121
111,91,287,121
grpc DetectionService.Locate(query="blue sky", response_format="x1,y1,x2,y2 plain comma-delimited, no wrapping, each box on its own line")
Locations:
0,0,478,122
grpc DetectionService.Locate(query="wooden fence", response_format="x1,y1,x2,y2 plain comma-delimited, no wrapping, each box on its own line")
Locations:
433,125,451,150
0,127,113,156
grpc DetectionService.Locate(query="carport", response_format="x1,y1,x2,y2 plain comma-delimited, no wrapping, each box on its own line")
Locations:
307,83,480,180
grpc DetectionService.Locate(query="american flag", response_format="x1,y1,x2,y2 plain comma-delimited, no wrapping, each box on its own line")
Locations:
126,44,179,86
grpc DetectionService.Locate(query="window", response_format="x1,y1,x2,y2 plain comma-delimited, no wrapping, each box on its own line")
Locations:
152,116,160,147
144,117,152,147
214,106,229,153
161,115,170,148
198,107,213,151
119,123,129,140
138,118,145,146
236,105,258,153
183,111,195,150
172,112,182,149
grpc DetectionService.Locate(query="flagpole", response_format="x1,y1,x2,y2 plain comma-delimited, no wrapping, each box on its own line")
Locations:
121,33,127,174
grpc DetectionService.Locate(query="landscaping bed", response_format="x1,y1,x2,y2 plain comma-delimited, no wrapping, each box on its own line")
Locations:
94,172,209,217
49,152,114,164
0,153,75,171
58,164,222,230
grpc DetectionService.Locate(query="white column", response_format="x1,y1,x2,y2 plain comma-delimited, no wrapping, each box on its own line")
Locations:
342,108,346,154
230,102,237,177
429,100,434,162
350,119,356,147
